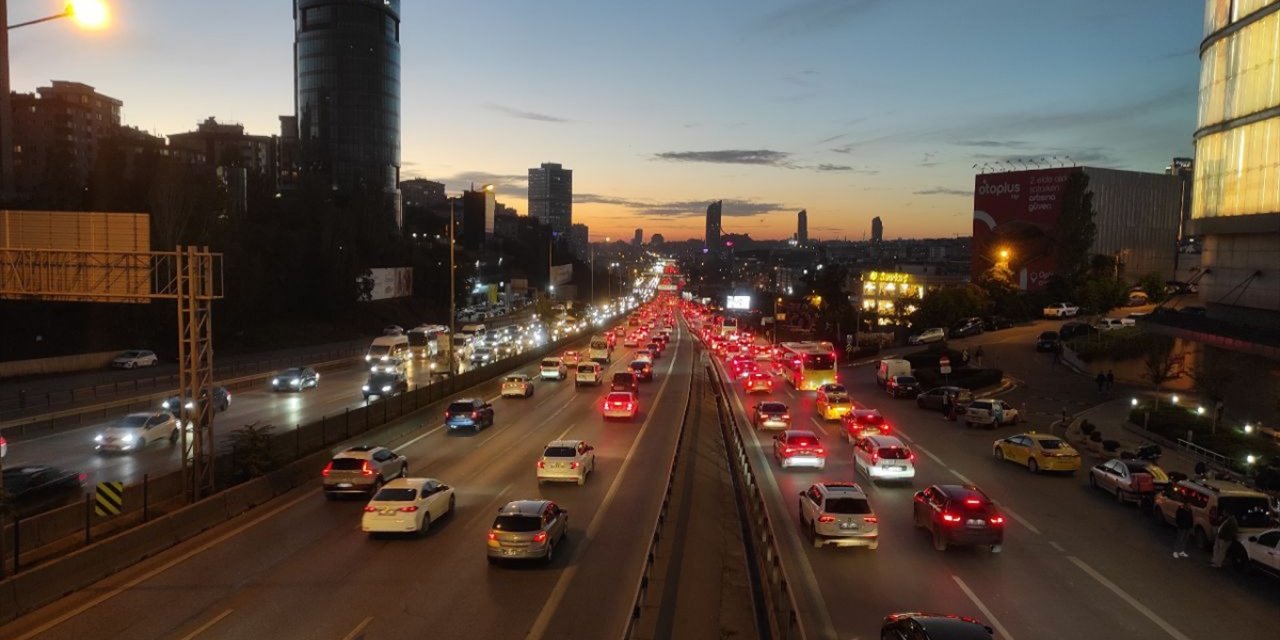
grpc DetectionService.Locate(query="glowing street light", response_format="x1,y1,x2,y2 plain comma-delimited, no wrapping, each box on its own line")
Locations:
68,0,110,29
1246,454,1257,465
1170,394,1179,405
1244,424,1254,434
1130,397,1139,407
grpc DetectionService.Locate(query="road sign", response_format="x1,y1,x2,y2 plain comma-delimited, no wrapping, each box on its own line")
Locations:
95,481,124,517
939,356,952,375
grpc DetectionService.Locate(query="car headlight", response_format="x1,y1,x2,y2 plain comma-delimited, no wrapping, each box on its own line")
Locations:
272,378,280,385
381,385,392,393
184,401,195,410
362,385,371,392
95,434,104,443
290,379,300,386
121,434,135,444
365,355,372,361
162,401,171,409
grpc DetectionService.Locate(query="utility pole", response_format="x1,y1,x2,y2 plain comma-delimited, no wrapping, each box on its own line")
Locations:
448,201,456,376
0,0,14,202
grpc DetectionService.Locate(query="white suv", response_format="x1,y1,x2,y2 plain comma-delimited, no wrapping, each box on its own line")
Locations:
540,358,567,380
536,440,596,485
964,399,1019,428
1043,302,1079,318
797,482,879,549
1153,477,1277,549
322,445,408,498
853,435,916,482
575,362,603,387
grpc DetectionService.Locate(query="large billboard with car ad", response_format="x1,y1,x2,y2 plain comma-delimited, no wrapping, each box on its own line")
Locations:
972,167,1078,292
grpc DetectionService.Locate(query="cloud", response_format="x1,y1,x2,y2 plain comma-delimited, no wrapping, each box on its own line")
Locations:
575,193,789,218
919,152,940,167
830,144,855,155
437,171,527,198
913,187,973,197
972,146,1118,167
483,103,571,123
814,163,852,172
953,139,1029,148
653,149,791,166
750,0,891,37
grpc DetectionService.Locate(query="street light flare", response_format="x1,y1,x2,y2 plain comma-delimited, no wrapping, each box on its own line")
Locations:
67,0,110,29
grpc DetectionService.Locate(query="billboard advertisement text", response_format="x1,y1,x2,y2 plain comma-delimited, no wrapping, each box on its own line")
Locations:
972,167,1077,292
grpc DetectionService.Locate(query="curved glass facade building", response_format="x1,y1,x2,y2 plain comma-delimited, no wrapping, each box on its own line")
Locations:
1191,0,1280,324
294,0,401,217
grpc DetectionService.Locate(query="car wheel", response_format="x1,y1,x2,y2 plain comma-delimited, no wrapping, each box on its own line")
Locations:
1027,458,1039,473
124,361,135,369
932,527,948,552
543,541,555,565
448,495,456,515
811,524,822,549
994,447,1004,461
487,556,499,566
418,513,431,537
1116,488,1127,504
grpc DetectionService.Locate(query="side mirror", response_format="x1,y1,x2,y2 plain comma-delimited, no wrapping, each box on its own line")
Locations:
913,492,925,502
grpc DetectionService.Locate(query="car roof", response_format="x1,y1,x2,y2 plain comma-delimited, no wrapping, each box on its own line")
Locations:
759,401,788,410
607,391,636,399
936,485,990,501
782,430,819,439
124,411,164,419
336,445,385,458
545,439,583,449
498,500,551,516
865,435,906,448
380,477,436,491
817,481,866,497
1024,433,1063,444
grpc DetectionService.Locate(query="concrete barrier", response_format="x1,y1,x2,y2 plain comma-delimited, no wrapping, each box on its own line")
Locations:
164,495,231,543
0,351,122,380
221,477,274,518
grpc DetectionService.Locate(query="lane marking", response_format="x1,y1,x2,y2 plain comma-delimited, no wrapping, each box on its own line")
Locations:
462,483,515,531
914,444,946,466
1049,541,1065,553
1001,506,1041,535
12,489,318,640
808,416,829,436
178,609,234,640
951,575,1015,640
393,425,443,453
553,422,578,442
525,329,684,640
950,469,974,485
340,616,374,640
1068,556,1193,640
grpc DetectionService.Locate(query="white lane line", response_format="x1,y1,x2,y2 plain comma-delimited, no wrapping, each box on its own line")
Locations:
1049,541,1065,553
914,444,946,466
1000,506,1041,536
463,483,515,531
553,422,578,442
12,489,318,640
808,416,829,436
394,425,443,453
950,469,974,485
473,427,505,449
340,616,374,640
952,575,1015,640
525,331,683,640
178,609,234,640
1068,557,1193,640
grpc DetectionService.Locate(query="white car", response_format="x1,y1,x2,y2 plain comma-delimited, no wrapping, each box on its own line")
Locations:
536,440,596,485
798,482,879,549
853,435,916,482
501,374,534,398
907,328,946,345
111,349,158,369
1043,302,1080,318
95,412,179,452
540,358,567,381
963,399,1019,428
1231,528,1280,575
361,478,455,537
575,363,603,387
634,349,654,364
1097,317,1137,331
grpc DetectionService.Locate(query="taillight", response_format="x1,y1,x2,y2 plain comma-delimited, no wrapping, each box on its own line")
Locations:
627,402,635,410
990,515,1006,525
817,515,836,523
361,461,374,477
363,506,378,512
537,460,546,469
398,506,419,512
870,454,879,465
487,531,498,541
942,513,962,523
471,411,479,419
814,448,826,456
864,516,879,524
322,462,333,477
880,424,891,433
783,447,794,456
78,473,88,484
908,451,917,462
570,461,579,469
533,531,549,543
964,498,982,506
781,414,790,419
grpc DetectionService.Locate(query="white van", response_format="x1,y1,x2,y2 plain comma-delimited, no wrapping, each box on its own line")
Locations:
459,323,487,341
365,335,410,369
875,359,911,388
575,362,603,387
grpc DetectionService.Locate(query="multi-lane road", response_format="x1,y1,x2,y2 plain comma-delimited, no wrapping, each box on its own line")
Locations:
1,318,696,640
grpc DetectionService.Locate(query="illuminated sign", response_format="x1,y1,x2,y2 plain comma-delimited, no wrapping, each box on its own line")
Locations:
865,271,912,284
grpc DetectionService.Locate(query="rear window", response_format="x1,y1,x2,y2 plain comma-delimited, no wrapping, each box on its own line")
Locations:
448,402,476,413
543,446,577,458
577,364,597,373
760,402,787,413
1040,332,1059,339
855,413,885,425
895,376,917,385
505,376,525,383
541,360,560,367
877,447,911,460
1218,497,1277,527
786,435,819,447
824,497,872,514
373,488,416,501
329,458,365,470
493,515,542,532
607,392,633,402
1037,439,1066,450
630,362,648,370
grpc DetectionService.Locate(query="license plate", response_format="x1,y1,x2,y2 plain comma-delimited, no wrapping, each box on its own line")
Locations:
840,522,858,530
888,466,905,471
966,519,986,528
337,483,353,488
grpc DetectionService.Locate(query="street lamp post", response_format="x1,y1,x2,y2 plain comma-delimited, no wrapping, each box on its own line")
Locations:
448,200,456,376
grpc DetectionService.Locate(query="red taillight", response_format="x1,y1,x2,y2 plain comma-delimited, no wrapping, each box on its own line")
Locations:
783,447,794,456
880,424,891,434
78,473,88,484
398,506,419,512
908,451,917,462
814,448,825,456
322,462,333,477
533,531,549,543
487,531,498,541
627,402,636,411
942,513,962,523
570,461,580,469
444,411,449,418
964,498,982,506
781,414,790,419
363,506,378,512
817,515,836,523
870,454,879,465
471,411,479,419
361,461,374,477
990,515,1006,525
864,516,879,524
537,460,546,469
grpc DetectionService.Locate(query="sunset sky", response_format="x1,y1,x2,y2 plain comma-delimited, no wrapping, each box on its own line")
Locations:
9,0,1203,242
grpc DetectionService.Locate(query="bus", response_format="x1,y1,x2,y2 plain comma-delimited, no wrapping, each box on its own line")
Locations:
776,342,838,391
407,325,449,360
718,316,739,337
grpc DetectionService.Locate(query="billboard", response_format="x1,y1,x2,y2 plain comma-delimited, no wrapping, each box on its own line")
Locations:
357,267,413,301
726,295,752,310
972,167,1077,292
0,210,151,303
550,264,573,286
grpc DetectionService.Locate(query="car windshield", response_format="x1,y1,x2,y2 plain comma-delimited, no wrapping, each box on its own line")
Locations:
1037,439,1066,450
373,488,416,501
493,515,542,532
878,447,911,460
280,368,304,377
368,345,390,357
448,402,476,413
117,415,149,429
824,497,872,514
543,446,577,457
505,376,525,383
760,402,787,413
1218,497,1277,527
329,458,365,470
577,365,596,373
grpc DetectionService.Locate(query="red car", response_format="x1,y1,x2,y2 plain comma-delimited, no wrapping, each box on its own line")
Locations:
772,430,826,470
744,372,773,394
842,409,892,444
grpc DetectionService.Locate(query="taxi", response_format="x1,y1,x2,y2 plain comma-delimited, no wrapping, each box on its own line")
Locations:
815,386,854,422
562,350,582,367
992,432,1082,474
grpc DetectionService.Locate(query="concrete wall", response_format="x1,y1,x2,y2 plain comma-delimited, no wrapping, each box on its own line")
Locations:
1085,167,1183,282
0,351,121,380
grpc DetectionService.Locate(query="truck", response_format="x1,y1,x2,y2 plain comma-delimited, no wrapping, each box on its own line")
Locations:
589,335,612,364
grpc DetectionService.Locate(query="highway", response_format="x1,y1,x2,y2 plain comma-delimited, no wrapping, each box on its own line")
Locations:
717,325,1280,640
0,318,697,640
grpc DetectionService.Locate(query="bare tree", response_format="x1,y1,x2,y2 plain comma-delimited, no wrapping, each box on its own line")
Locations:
1142,347,1177,393
1188,357,1235,435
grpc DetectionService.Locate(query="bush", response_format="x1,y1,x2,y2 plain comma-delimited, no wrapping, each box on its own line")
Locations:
1068,329,1172,363
914,367,1004,391
1103,440,1121,452
1080,421,1096,436
1089,431,1103,443
1128,405,1280,473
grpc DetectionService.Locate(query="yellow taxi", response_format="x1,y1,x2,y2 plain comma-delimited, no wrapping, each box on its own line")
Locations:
992,432,1081,474
815,385,854,422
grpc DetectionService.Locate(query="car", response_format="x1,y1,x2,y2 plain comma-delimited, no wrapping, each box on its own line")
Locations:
817,383,848,396
629,359,654,381
487,500,569,564
362,372,408,400
981,315,1014,331
562,350,582,367
950,317,984,338
271,366,319,392
881,613,994,639
95,412,180,452
111,349,159,369
501,374,534,398
1097,317,1137,331
815,388,853,420
575,362,604,387
622,333,640,347
536,440,596,485
963,399,1019,428
162,386,231,414
842,408,891,443
1089,459,1169,504
0,435,6,459
322,445,408,498
1058,321,1097,341
1165,280,1198,296
751,401,791,430
535,355,568,380
610,372,640,394
1043,302,1080,318
470,346,496,366
993,432,1081,473
383,324,405,336
854,434,916,482
1035,330,1061,352
916,386,974,412
361,478,455,537
886,375,921,399
602,391,639,419
798,482,879,549
772,430,826,470
2,466,86,516
444,398,495,432
913,484,1005,553
645,341,663,358
908,328,947,345
1228,528,1280,576
1153,478,1277,549
634,349,654,364
744,371,773,394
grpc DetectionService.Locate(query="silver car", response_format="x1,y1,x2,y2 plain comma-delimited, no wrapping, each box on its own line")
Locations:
798,482,879,549
487,500,569,565
536,440,596,485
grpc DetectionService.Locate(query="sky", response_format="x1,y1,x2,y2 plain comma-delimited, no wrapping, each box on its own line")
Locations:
8,0,1205,242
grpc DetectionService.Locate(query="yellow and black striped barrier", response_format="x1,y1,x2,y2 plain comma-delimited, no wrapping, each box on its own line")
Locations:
94,481,124,517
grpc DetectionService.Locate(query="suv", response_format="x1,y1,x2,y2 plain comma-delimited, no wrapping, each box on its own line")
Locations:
540,358,568,381
1153,477,1278,549
854,435,916,482
575,362,604,387
611,372,640,394
322,446,408,498
487,500,569,565
797,482,879,549
444,398,495,432
913,484,1005,553
964,399,1018,428
362,372,408,400
1035,331,1061,352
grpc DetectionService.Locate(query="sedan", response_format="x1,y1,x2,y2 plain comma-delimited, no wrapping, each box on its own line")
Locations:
744,372,773,394
751,401,791,430
916,386,973,412
773,430,826,470
111,349,158,369
842,409,891,443
162,386,231,414
882,613,993,639
2,466,87,516
993,432,1081,473
1043,302,1080,318
271,367,319,392
1089,459,1169,503
501,374,535,398
95,412,180,452
361,478,455,537
629,360,654,381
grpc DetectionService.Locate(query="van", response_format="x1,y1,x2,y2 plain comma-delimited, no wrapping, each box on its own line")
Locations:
575,362,603,387
460,323,487,340
875,359,911,388
365,335,410,368
1153,478,1277,549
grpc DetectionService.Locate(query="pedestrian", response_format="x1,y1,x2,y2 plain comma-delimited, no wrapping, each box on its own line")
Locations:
1095,372,1106,392
1173,503,1193,558
1195,461,1208,478
974,345,984,367
942,391,953,421
1106,370,1115,391
1211,514,1239,568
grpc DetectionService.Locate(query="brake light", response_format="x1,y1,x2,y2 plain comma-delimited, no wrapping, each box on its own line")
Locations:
964,498,982,506
814,448,825,456
908,451,917,462
864,516,879,524
570,461,580,469
817,515,836,523
471,411,479,419
487,531,498,541
78,473,88,484
781,414,790,419
783,447,794,456
363,506,378,512
533,531,549,543
627,402,636,410
880,424,891,434
398,506,419,512
322,462,333,477
942,513,962,523
538,460,546,469
990,515,1006,525
361,461,374,477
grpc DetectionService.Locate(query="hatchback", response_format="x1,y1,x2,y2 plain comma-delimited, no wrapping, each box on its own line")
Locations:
602,391,638,419
487,500,569,564
842,409,891,444
854,435,916,482
751,401,791,430
444,398,495,432
913,484,1005,553
773,430,826,470
798,482,878,549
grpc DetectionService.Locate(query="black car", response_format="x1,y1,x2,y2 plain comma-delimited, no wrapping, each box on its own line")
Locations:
916,386,974,412
3,465,86,516
886,375,922,399
629,360,654,381
162,386,231,414
981,315,1014,331
1058,321,1097,341
362,372,408,400
444,398,495,431
949,317,984,338
913,484,1005,552
611,372,640,394
271,367,319,392
1034,331,1060,352
882,612,993,639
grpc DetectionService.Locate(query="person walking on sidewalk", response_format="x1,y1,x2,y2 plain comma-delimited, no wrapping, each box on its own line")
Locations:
1095,372,1106,393
942,391,954,421
1173,503,1193,558
1211,514,1239,568
974,345,984,367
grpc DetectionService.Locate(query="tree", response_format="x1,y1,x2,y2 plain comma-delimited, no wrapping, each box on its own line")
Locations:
228,422,279,481
1079,276,1128,316
1188,351,1235,435
1136,272,1168,304
1055,172,1098,294
1142,346,1177,393
913,286,988,328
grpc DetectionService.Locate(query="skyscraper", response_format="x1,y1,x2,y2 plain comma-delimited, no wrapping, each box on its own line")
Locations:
871,216,884,243
797,209,808,244
633,228,643,246
528,162,573,236
294,0,402,224
705,200,723,254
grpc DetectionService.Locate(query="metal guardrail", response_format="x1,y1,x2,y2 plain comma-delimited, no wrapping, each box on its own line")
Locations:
1176,438,1231,467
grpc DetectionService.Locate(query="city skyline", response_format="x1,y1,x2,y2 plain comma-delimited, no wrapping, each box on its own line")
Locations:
6,0,1202,241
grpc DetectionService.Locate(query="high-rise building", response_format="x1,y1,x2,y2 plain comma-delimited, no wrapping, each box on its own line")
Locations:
168,117,278,180
871,216,884,243
460,185,496,249
797,209,808,244
570,223,590,258
399,178,447,209
528,162,573,236
294,0,402,225
705,200,723,254
10,81,122,203
633,228,643,246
